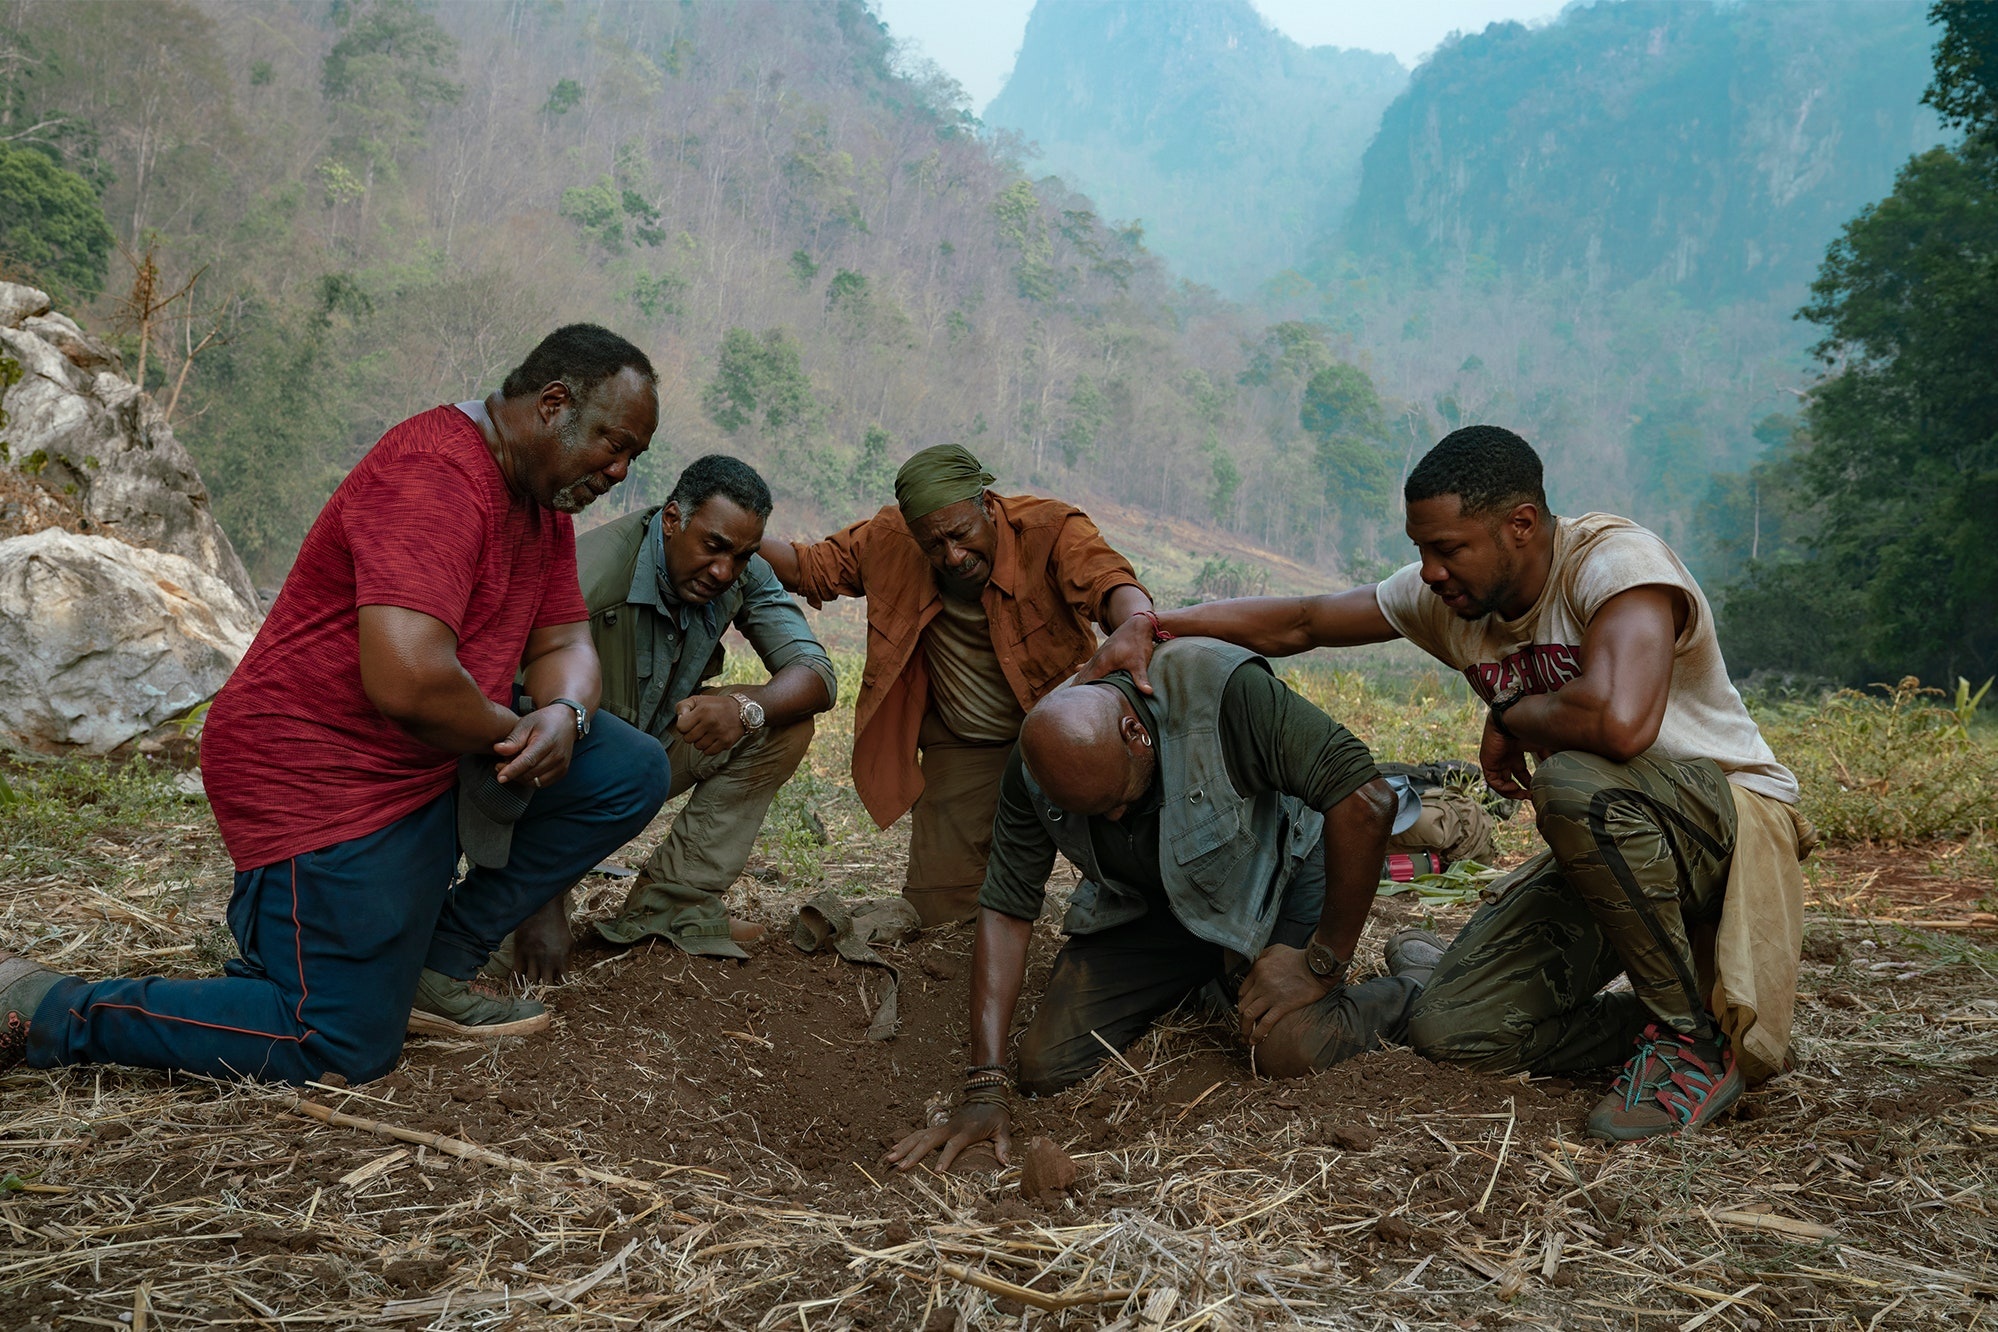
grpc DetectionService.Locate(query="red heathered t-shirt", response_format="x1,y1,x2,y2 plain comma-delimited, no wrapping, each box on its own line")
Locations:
200,405,589,871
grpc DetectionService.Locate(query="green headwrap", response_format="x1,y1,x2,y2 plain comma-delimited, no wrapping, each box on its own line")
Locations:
895,443,995,521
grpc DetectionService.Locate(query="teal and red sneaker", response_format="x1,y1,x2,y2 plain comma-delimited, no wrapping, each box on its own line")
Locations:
1586,1023,1743,1142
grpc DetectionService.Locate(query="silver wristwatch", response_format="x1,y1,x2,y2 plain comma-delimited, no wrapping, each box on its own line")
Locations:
730,692,766,731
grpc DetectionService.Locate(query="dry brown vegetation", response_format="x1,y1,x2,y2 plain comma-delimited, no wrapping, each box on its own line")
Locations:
2,672,1995,1330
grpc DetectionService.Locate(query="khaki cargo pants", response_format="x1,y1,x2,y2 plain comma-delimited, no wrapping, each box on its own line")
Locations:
902,711,1015,927
1406,750,1738,1075
595,716,815,956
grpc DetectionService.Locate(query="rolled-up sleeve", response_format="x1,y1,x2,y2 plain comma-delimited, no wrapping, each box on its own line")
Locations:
977,750,1059,921
733,557,838,708
789,517,874,606
1049,510,1145,625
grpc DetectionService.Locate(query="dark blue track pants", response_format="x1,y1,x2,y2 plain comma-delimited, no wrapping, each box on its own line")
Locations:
27,713,669,1084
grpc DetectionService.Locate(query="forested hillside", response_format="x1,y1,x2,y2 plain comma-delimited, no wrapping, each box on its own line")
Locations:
1346,0,1943,301
984,0,1405,296
0,0,1374,582
1713,1,1997,686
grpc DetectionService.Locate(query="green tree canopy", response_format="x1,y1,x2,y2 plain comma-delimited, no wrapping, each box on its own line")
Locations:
1721,1,1998,683
1299,361,1393,521
0,142,113,303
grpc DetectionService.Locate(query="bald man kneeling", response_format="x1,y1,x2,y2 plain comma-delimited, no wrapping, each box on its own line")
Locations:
887,637,1425,1173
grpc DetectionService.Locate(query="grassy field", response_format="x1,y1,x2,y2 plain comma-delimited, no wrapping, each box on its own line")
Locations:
1,668,1994,1330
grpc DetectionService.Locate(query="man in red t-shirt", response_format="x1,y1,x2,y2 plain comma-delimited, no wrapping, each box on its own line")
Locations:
0,324,672,1085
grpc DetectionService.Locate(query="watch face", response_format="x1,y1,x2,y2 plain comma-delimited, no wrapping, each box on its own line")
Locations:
741,698,765,727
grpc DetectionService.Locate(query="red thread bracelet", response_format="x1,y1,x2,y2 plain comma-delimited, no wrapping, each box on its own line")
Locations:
1137,609,1174,642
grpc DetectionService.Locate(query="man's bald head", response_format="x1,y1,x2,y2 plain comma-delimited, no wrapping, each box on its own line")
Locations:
1020,684,1154,818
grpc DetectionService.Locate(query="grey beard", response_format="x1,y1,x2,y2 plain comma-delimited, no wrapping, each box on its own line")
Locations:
545,410,597,513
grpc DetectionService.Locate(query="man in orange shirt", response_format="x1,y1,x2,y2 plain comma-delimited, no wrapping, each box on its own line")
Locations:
760,445,1152,925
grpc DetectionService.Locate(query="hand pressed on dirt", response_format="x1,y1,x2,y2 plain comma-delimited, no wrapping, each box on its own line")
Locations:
513,890,574,985
885,1103,1012,1174
1237,944,1335,1044
1073,614,1159,694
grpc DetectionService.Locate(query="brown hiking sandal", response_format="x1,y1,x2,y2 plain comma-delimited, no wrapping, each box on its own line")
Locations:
1,954,61,1072
1587,1023,1743,1142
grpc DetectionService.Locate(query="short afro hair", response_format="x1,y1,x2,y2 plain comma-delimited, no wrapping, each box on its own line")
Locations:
500,324,657,404
1405,425,1549,519
668,454,773,521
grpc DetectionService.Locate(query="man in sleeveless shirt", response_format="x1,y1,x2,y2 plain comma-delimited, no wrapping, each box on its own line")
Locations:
1080,426,1813,1142
759,444,1154,927
886,638,1417,1174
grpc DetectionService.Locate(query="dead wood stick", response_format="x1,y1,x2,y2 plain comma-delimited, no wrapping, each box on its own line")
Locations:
1699,1208,1838,1241
286,1099,677,1201
938,1260,1135,1312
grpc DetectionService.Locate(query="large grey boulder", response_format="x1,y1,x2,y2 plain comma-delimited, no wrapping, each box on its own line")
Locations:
0,279,255,607
0,528,259,753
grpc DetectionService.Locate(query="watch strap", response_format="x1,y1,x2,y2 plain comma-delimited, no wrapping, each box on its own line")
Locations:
1488,681,1526,739
1305,940,1350,985
550,697,590,737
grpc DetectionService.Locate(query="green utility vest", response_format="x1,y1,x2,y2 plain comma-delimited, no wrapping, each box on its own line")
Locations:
1023,638,1325,956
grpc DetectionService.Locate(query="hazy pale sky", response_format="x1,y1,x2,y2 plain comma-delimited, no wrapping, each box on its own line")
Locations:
872,0,1576,112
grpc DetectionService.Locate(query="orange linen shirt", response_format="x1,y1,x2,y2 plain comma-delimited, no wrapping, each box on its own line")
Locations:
789,491,1144,828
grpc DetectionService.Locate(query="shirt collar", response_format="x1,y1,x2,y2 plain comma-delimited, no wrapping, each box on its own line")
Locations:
633,510,717,634
983,492,1019,598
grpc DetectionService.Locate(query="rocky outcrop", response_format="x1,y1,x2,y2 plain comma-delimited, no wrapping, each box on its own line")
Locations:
0,280,254,606
0,281,262,753
0,528,260,752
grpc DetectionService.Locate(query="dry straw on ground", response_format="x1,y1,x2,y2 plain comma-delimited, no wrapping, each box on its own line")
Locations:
3,665,1995,1329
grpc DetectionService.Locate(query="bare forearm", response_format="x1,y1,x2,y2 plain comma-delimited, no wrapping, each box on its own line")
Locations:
1156,586,1399,656
358,609,518,752
1101,583,1154,633
1314,778,1394,961
969,909,1033,1068
521,642,601,716
736,662,832,728
381,669,518,753
1145,597,1314,655
1499,585,1676,763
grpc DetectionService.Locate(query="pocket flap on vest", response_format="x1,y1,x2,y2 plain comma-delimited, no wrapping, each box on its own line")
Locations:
1172,797,1240,865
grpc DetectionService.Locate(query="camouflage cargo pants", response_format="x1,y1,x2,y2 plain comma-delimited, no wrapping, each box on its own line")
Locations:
1406,750,1738,1076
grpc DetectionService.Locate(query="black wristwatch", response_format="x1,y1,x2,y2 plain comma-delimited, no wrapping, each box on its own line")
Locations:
1305,940,1350,986
1488,680,1527,739
550,697,591,738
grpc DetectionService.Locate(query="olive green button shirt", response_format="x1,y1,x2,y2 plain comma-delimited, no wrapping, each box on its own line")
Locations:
579,506,836,740
979,663,1380,921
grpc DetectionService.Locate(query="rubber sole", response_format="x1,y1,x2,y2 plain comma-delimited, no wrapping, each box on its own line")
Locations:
1585,1066,1743,1142
406,1007,550,1039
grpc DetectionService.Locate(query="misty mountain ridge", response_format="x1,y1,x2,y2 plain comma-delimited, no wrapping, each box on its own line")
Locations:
989,0,1942,306
985,0,1406,295
1346,0,1946,301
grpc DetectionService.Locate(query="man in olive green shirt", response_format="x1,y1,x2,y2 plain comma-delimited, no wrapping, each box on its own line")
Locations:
887,638,1420,1174
498,456,835,979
